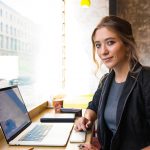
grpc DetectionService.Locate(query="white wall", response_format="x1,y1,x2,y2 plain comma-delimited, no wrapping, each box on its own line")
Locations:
65,0,109,95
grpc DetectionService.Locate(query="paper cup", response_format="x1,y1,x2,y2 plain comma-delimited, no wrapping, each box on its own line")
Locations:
53,99,63,113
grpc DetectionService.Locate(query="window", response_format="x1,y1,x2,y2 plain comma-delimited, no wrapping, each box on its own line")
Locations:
0,22,3,32
5,24,8,33
10,26,12,35
5,36,9,49
0,8,2,16
0,0,63,109
0,34,3,48
0,0,109,109
10,37,13,50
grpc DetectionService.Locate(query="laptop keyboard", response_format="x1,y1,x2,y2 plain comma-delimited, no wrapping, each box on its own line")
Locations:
19,124,53,141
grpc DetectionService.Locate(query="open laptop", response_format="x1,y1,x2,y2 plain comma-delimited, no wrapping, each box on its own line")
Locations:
0,85,74,146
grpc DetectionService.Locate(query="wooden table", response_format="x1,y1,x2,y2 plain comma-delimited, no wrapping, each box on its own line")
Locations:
0,108,93,150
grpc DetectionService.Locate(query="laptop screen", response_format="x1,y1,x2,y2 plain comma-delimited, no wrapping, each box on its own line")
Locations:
0,86,31,141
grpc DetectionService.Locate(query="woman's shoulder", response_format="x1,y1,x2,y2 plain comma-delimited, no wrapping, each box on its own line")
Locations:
139,65,150,83
98,73,109,89
141,65,150,75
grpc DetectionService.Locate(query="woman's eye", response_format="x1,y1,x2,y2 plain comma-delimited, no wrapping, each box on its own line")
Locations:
95,43,101,49
107,41,115,46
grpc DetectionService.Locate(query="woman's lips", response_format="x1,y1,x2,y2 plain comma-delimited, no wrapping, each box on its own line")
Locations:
102,56,113,62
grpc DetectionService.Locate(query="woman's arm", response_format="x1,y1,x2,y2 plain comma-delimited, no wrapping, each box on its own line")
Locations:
84,109,97,123
75,74,108,131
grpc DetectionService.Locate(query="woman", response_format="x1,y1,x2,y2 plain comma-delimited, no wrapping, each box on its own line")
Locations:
75,16,150,150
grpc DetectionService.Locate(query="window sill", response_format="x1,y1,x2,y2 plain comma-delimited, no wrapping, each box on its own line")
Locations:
28,101,48,119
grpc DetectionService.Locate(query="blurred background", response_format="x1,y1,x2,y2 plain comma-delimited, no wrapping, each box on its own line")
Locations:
0,0,149,109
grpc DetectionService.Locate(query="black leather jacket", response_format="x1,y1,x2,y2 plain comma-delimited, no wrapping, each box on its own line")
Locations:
88,62,150,150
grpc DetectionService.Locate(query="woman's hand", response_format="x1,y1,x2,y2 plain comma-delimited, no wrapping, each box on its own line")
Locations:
142,146,150,150
74,117,92,131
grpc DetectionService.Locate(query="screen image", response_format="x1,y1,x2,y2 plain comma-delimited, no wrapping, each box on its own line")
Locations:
0,86,30,140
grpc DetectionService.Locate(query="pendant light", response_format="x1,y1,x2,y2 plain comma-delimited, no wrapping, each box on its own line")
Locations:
80,0,91,8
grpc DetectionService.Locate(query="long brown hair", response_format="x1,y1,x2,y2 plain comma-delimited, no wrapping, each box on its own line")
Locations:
92,16,139,72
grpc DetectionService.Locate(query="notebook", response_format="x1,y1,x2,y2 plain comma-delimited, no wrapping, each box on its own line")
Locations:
0,85,74,146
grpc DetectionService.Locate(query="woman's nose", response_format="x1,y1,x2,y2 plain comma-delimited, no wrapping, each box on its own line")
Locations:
101,44,108,55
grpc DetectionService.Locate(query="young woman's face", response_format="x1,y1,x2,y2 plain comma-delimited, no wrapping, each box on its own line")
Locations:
94,27,129,70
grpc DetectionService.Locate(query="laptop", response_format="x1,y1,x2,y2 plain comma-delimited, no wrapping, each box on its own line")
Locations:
0,85,74,146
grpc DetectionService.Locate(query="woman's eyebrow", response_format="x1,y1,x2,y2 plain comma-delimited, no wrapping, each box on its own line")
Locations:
94,37,116,43
94,41,100,44
104,37,116,41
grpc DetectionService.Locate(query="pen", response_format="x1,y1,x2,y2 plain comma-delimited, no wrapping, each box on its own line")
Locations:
78,144,85,149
